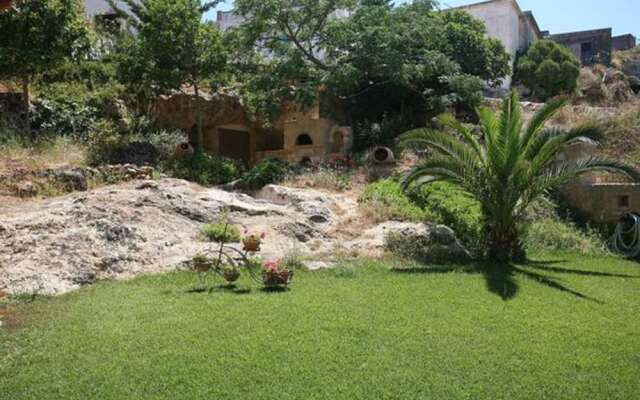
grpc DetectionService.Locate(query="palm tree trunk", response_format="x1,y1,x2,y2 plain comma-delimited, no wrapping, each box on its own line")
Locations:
487,224,526,262
21,74,30,137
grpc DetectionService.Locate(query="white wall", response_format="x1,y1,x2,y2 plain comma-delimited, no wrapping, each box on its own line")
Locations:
461,0,520,89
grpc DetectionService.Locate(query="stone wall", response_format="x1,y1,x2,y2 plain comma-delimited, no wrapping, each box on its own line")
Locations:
562,183,640,224
155,90,352,166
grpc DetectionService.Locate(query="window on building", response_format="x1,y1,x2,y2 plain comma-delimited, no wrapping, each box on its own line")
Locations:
617,195,630,208
296,134,313,146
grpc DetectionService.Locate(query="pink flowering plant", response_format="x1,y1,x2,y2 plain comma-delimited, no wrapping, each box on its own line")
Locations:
262,259,293,287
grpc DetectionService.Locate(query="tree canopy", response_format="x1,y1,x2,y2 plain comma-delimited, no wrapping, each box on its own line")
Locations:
230,0,510,125
0,0,89,134
516,39,581,101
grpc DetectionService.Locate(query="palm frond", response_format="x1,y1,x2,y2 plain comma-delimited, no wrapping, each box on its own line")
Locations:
521,97,567,150
398,129,482,172
436,114,486,161
401,157,469,190
528,124,605,175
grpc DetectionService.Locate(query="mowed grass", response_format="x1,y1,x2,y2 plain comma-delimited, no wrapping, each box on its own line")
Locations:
1,253,640,399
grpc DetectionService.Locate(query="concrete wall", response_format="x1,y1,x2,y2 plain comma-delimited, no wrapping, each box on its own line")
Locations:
613,34,637,52
549,29,612,65
459,0,540,90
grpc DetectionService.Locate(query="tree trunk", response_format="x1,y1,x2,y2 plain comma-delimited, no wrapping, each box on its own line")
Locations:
486,224,526,263
21,75,30,137
194,83,204,152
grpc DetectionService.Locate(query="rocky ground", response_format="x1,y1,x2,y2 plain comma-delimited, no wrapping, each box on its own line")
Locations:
0,178,467,295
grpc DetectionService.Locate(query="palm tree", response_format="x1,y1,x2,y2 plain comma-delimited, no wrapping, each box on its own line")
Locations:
400,91,640,262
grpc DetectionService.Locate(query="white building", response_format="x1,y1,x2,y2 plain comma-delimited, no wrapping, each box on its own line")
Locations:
454,0,542,89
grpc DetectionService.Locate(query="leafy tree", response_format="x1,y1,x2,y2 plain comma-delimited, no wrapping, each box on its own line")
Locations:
109,0,228,149
400,92,639,262
516,40,581,101
231,0,510,127
0,0,89,135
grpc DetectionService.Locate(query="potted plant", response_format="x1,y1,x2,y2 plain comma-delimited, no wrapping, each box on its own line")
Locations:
262,260,294,287
222,265,240,283
242,231,266,252
192,254,210,273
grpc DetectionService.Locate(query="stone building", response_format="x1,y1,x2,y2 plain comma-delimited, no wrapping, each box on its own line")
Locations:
548,28,613,66
155,89,352,166
454,0,542,90
612,34,637,52
557,138,640,224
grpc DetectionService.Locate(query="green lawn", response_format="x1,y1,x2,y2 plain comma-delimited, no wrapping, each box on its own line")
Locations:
1,253,639,399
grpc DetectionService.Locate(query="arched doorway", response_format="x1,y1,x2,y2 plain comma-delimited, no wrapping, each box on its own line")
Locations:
296,134,313,146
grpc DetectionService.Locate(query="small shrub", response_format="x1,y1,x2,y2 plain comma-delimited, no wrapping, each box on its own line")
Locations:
239,158,291,191
523,219,606,254
359,179,430,223
202,223,241,243
163,151,241,186
406,182,483,253
516,40,581,101
283,169,353,191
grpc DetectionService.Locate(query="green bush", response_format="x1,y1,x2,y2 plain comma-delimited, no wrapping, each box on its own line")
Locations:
407,182,483,253
516,40,581,100
163,151,241,186
359,179,430,223
523,219,606,254
201,223,241,243
239,158,291,191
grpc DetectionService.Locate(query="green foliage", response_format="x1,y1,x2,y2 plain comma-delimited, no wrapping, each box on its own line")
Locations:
524,219,606,255
201,223,242,243
0,0,89,80
87,120,189,166
407,182,483,253
516,40,581,101
359,179,430,223
163,151,241,186
0,0,89,133
30,84,101,140
231,0,508,123
111,0,228,148
400,91,640,261
239,158,292,190
352,113,411,152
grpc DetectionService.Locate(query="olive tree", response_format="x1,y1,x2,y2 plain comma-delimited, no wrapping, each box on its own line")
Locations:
0,0,88,135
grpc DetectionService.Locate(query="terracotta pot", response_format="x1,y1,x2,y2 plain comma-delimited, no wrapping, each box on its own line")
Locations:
223,270,240,283
242,237,261,252
263,270,293,287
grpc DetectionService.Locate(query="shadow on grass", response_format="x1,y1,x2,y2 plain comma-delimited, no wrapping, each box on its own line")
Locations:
260,286,290,294
184,285,253,295
392,258,639,302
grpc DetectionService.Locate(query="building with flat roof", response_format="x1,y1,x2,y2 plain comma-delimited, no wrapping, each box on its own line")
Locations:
452,0,542,90
612,34,637,52
549,28,613,66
